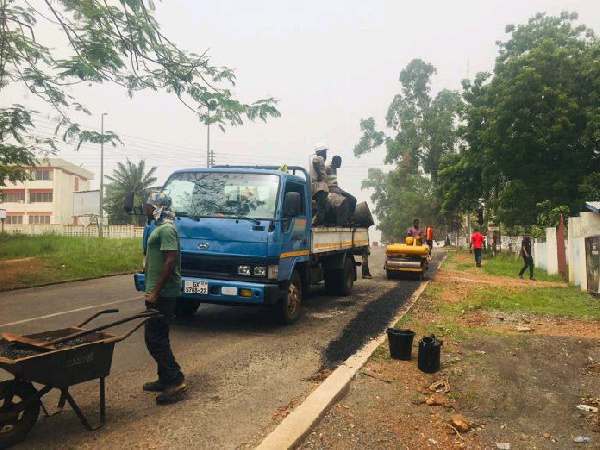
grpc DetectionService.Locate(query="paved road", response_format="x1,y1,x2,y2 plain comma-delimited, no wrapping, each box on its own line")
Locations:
0,248,441,448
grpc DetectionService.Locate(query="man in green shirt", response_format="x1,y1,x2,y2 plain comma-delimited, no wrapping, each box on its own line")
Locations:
143,192,186,404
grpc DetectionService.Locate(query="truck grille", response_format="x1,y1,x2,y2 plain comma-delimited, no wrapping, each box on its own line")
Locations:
180,253,278,281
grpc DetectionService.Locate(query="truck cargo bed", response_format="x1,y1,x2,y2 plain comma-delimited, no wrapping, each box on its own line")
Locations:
311,227,369,254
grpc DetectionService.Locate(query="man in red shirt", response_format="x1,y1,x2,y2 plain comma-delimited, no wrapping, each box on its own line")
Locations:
469,227,485,267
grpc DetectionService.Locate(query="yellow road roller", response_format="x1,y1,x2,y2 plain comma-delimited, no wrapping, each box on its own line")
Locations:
385,236,430,280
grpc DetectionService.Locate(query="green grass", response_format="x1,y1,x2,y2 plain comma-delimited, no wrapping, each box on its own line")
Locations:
460,286,600,320
0,233,142,289
480,251,564,282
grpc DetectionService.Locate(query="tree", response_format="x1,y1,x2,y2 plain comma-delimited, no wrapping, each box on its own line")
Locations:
0,1,281,186
452,12,600,226
104,159,156,225
353,59,462,238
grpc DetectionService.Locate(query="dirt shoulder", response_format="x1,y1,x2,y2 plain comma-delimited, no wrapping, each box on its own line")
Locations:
300,250,600,449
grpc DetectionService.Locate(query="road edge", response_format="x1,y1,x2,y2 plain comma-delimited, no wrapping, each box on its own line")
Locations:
0,271,136,293
257,253,447,450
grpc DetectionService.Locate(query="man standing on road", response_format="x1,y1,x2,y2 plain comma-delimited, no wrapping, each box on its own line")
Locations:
469,227,485,267
143,192,187,404
425,224,434,254
518,233,536,281
310,144,329,226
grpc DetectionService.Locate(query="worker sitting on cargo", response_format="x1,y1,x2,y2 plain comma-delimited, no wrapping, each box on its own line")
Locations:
326,155,357,221
407,219,425,240
310,143,329,226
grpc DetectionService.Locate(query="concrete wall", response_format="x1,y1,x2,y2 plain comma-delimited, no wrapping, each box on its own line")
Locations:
567,212,600,291
534,241,548,270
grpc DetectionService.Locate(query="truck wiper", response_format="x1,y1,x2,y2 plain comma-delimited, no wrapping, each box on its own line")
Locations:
176,212,202,220
234,216,261,225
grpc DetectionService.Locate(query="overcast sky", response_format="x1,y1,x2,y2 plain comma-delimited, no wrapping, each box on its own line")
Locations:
4,0,600,241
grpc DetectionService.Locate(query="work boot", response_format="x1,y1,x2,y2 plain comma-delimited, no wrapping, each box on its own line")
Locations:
362,274,372,280
156,381,188,405
530,277,536,281
143,380,166,392
518,274,524,279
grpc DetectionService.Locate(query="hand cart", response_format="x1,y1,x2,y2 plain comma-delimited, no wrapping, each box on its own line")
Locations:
0,309,160,448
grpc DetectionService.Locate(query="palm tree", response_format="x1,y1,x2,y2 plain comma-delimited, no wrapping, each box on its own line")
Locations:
104,159,157,225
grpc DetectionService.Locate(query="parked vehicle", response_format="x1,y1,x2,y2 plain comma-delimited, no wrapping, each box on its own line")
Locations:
130,166,369,324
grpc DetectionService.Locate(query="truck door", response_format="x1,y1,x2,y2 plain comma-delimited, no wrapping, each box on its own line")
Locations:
279,179,310,280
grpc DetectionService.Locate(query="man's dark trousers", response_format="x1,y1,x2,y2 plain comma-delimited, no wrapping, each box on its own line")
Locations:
145,296,184,385
519,256,534,279
474,248,482,267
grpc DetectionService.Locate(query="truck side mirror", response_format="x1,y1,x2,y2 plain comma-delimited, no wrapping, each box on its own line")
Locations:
124,192,135,213
284,192,301,218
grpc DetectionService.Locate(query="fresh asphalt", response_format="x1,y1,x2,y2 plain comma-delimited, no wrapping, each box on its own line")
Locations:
0,248,442,448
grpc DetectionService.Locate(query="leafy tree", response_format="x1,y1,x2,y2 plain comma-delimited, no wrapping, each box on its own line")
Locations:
353,59,461,238
104,159,156,225
452,12,600,226
0,1,280,186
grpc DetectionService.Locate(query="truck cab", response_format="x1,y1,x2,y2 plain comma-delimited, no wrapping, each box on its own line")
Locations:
134,166,368,324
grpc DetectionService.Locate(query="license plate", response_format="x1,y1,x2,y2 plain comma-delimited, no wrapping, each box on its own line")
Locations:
184,281,208,294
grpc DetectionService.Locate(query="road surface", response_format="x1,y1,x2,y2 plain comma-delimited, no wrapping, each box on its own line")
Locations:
0,248,441,448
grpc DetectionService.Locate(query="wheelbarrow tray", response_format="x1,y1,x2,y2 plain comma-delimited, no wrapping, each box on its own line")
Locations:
0,327,117,388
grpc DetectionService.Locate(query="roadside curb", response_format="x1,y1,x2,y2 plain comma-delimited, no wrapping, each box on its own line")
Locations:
257,254,447,450
0,271,136,294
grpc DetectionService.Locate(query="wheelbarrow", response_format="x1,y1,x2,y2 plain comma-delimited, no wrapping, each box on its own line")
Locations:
0,308,160,448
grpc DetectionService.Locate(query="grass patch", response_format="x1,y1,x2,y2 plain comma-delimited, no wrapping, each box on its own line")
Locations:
481,251,563,282
0,233,142,289
461,286,600,320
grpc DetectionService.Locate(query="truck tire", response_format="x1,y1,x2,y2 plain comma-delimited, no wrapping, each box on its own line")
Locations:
276,270,302,325
325,257,354,296
0,380,40,449
175,298,201,318
338,257,354,296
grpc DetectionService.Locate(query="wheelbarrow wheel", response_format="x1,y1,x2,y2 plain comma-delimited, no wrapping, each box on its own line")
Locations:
0,380,40,448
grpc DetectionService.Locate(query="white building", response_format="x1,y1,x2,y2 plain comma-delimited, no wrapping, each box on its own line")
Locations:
0,158,94,225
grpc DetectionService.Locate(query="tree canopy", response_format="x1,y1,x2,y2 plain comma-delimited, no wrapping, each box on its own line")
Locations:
0,0,281,187
439,12,600,226
354,59,462,241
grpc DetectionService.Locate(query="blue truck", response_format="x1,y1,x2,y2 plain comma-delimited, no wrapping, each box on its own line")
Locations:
132,166,370,324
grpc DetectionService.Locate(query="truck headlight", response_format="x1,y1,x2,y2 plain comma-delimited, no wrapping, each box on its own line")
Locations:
268,265,279,280
238,265,251,276
253,266,267,277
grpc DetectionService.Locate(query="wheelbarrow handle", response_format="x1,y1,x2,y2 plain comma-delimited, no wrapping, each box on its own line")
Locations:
48,310,161,347
77,308,120,328
105,314,162,344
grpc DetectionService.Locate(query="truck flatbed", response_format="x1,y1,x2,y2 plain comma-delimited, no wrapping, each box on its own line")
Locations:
311,227,369,254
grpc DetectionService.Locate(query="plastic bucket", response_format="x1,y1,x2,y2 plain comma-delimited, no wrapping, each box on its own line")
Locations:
387,328,416,360
418,334,443,373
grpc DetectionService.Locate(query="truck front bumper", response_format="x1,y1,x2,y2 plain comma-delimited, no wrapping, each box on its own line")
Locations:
133,273,282,305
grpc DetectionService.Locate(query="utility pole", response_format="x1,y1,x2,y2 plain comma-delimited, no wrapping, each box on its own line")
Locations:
99,112,108,238
206,112,211,168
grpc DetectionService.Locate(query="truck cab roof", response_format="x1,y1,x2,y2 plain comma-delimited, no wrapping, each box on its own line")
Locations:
171,166,309,184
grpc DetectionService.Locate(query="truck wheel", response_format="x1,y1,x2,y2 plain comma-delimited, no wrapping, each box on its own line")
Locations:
277,270,302,325
324,270,337,296
338,257,354,296
175,298,201,318
0,380,40,449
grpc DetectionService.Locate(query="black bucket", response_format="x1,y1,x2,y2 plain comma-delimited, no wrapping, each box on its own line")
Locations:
418,334,443,373
387,328,416,360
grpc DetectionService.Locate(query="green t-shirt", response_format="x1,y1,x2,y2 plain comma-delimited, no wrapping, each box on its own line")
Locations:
144,223,182,298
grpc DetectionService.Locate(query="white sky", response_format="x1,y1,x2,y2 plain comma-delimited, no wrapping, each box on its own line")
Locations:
4,0,600,241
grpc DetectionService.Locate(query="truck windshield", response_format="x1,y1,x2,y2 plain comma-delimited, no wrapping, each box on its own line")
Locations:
162,172,280,220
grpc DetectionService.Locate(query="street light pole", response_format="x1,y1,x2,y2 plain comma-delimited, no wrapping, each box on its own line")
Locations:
206,113,211,168
99,112,108,238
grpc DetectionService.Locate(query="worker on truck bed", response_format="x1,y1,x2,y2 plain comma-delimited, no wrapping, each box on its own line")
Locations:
326,155,357,220
310,143,329,226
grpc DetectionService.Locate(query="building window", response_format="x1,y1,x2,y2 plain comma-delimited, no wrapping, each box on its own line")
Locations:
1,192,25,203
6,215,23,225
29,192,53,203
29,215,51,225
31,169,53,181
